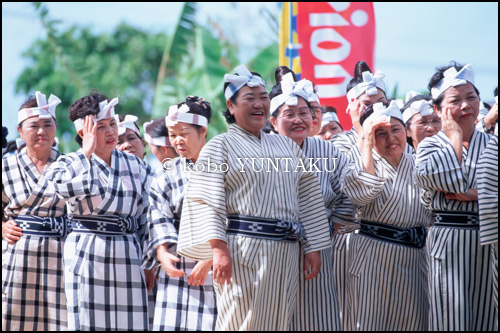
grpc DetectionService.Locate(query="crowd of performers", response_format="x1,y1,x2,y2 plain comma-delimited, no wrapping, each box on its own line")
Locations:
2,60,498,331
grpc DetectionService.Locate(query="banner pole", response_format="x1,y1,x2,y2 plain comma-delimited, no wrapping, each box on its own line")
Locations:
289,2,293,69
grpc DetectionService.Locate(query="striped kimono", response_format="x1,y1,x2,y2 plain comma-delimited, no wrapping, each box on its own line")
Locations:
342,147,431,331
292,137,354,331
416,130,496,331
177,124,332,331
2,148,68,331
477,135,498,329
144,157,217,330
44,149,151,331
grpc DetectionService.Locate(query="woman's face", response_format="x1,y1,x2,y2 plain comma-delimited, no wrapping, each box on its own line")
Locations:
358,88,387,107
93,117,119,157
315,121,343,141
227,85,270,137
406,111,442,148
309,101,322,136
168,122,206,163
437,83,480,130
270,97,313,147
373,118,407,163
18,116,56,152
117,128,145,160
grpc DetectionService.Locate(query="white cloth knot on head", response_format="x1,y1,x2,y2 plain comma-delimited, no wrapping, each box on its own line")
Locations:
18,91,61,125
270,72,310,114
224,64,266,100
320,112,340,128
116,114,140,137
402,94,434,124
294,79,320,105
363,100,403,131
165,103,208,128
346,71,386,101
143,120,172,147
431,64,475,99
73,96,119,131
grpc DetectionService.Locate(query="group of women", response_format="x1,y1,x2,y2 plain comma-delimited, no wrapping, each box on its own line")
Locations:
2,60,498,331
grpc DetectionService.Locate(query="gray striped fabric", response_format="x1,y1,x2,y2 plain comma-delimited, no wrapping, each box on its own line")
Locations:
2,148,67,331
416,129,496,330
44,149,151,330
341,147,431,330
178,124,331,330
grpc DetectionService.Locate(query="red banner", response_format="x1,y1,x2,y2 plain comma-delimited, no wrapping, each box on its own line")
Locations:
297,2,375,130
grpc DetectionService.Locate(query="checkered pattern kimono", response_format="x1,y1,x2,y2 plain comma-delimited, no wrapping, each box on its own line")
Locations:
341,147,432,331
44,149,152,331
416,130,496,331
144,157,216,331
2,147,67,331
177,124,332,331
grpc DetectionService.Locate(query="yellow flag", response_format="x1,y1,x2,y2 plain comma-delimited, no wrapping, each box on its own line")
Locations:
279,2,301,79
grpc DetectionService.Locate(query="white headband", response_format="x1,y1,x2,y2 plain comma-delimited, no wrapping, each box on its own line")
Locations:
270,72,310,114
143,121,172,147
224,64,266,100
295,79,320,105
320,112,340,128
73,97,119,131
165,104,208,128
363,101,403,131
430,64,475,99
346,71,386,101
18,91,61,125
116,114,141,137
402,99,434,124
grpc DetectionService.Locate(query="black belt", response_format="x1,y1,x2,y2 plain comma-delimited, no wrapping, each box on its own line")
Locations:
359,220,427,249
15,215,68,238
433,210,479,229
69,215,138,236
226,214,307,243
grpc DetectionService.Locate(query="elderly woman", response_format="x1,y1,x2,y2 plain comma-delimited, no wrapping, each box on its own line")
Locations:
416,62,496,331
143,96,217,331
143,117,178,164
2,92,68,331
44,91,152,331
402,92,442,151
269,73,353,330
176,65,331,331
341,101,432,331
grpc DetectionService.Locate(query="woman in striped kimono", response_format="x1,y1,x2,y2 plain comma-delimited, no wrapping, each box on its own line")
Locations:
341,101,432,331
143,96,217,330
415,62,496,331
2,92,68,331
177,65,331,331
44,91,151,331
477,135,498,329
268,73,353,330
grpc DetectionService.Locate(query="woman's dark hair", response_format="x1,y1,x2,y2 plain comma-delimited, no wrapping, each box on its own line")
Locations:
17,96,39,129
346,61,373,93
2,126,8,149
145,117,168,144
223,71,263,124
69,90,110,146
275,66,297,84
428,61,480,109
116,114,142,139
177,96,212,135
322,105,337,114
268,83,313,119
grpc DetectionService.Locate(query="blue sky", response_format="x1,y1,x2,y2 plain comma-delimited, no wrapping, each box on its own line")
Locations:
2,2,498,141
